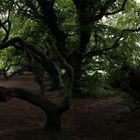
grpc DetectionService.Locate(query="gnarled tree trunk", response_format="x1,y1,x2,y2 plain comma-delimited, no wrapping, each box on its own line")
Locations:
0,86,70,132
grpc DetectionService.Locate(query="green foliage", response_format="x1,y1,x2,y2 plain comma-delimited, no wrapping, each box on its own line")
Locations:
78,77,127,98
88,87,126,99
81,0,140,85
0,0,140,97
108,66,129,86
0,47,27,75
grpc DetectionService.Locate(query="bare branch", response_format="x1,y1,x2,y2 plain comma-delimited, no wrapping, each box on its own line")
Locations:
94,0,117,21
36,0,67,56
86,36,122,57
122,27,140,33
86,24,140,58
94,0,128,21
0,37,66,91
0,19,11,42
48,34,74,103
105,0,128,15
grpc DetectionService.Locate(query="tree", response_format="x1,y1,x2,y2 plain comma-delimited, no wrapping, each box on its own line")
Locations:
0,0,140,132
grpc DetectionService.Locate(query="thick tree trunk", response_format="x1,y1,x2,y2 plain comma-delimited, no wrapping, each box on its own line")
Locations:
72,54,83,93
71,31,91,94
45,111,62,132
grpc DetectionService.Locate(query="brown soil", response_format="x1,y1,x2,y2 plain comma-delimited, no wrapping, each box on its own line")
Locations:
0,73,140,140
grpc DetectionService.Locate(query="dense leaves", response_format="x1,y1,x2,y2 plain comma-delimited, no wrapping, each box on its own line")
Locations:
0,0,139,89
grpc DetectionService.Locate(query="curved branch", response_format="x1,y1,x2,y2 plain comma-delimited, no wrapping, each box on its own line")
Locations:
94,0,128,21
0,37,51,65
48,34,74,98
94,0,117,21
86,25,140,58
0,86,70,131
0,37,21,50
0,20,11,42
105,0,128,15
36,0,67,57
0,86,57,110
0,86,69,113
0,37,67,91
86,36,122,57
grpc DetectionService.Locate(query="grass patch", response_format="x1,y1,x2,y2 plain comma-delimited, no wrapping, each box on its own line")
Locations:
87,87,127,99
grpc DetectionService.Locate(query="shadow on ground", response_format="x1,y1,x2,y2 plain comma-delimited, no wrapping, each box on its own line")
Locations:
0,73,140,140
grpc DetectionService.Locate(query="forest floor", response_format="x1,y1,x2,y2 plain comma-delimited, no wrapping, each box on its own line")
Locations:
0,73,140,140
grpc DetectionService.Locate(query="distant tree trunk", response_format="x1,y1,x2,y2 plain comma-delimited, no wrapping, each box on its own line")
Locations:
71,31,92,94
70,53,82,93
31,59,46,95
70,0,93,94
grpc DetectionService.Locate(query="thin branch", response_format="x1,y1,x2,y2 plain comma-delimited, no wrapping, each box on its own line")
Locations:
0,20,11,42
86,36,122,57
0,8,11,42
105,0,128,15
94,0,128,21
86,25,140,58
0,37,66,91
94,0,117,21
122,27,140,32
0,37,47,62
16,0,42,21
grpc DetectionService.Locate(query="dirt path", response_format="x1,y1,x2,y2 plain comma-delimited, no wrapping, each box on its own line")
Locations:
0,73,140,140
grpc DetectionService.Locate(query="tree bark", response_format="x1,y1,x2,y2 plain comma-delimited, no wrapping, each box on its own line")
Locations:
71,31,91,94
0,86,69,132
45,111,62,132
